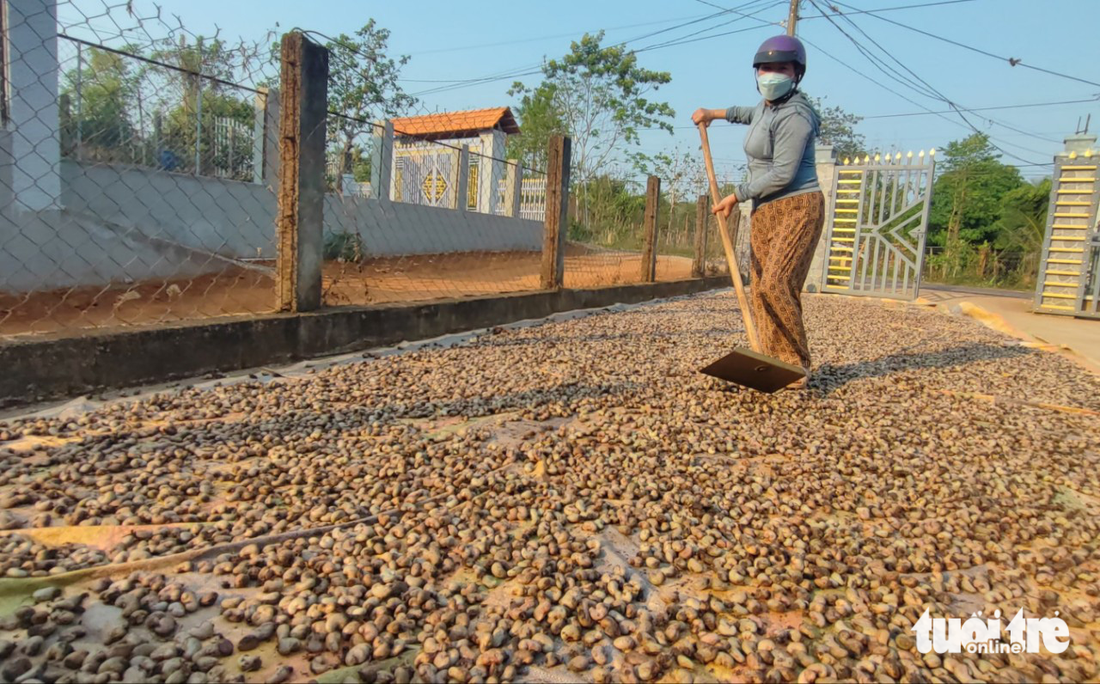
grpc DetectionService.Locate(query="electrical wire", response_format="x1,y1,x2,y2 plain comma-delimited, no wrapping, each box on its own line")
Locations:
406,13,721,57
863,97,1100,119
830,0,1100,89
800,0,977,18
804,0,1049,165
409,0,780,95
304,0,776,97
800,33,1050,164
815,2,1063,144
631,0,780,52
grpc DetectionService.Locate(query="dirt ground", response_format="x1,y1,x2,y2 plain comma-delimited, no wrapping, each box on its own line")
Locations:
0,247,705,338
323,247,702,307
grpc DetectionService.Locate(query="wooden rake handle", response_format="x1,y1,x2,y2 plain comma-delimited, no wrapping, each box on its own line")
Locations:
697,122,761,352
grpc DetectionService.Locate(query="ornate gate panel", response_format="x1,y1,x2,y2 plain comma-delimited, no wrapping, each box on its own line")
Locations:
1034,152,1100,318
822,151,935,300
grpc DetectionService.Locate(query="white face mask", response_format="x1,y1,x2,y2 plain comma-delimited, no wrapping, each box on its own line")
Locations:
757,72,794,100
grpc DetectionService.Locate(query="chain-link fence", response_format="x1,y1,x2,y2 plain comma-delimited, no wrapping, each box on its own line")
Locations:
2,3,720,344
0,0,280,339
565,177,648,288
565,176,738,288
320,107,551,306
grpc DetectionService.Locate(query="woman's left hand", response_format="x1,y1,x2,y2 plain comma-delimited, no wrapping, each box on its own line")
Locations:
711,193,738,219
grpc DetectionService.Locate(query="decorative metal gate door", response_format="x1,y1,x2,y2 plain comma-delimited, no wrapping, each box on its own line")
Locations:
1034,152,1100,318
393,144,459,208
822,151,935,300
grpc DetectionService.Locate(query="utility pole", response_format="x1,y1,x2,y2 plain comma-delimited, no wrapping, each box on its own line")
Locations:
787,0,799,36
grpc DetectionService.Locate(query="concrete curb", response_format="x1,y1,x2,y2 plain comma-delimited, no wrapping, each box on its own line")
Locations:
1,277,730,409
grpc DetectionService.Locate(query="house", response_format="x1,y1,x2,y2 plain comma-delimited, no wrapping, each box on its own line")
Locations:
387,107,520,213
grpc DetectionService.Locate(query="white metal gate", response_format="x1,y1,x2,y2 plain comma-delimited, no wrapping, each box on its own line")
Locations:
822,151,936,300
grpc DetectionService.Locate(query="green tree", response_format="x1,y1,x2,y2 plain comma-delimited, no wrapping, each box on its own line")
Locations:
633,146,704,237
568,173,647,246
351,146,372,183
508,32,675,184
926,133,1026,281
61,47,141,159
930,133,1024,245
993,178,1050,254
990,177,1051,284
808,95,865,161
321,23,416,189
505,83,568,171
147,36,259,173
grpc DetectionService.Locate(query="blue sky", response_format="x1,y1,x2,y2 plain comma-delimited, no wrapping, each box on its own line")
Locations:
62,0,1100,183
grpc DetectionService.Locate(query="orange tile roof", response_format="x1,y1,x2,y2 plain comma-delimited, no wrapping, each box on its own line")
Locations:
392,107,520,140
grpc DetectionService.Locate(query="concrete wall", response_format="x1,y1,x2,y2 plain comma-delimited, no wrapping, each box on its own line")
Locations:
0,207,258,292
62,160,275,260
0,160,542,292
326,194,542,256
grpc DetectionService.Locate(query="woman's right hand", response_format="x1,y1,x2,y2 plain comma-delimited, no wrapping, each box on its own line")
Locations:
712,193,739,219
692,108,712,127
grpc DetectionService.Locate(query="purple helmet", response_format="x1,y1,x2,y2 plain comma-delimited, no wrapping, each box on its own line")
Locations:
753,35,807,75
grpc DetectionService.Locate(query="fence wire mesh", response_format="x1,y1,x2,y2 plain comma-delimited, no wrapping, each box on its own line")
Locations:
565,177,647,288
0,0,281,339
2,4,718,344
319,37,552,306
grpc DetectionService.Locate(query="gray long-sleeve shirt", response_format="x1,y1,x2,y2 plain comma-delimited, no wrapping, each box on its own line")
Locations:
725,91,821,206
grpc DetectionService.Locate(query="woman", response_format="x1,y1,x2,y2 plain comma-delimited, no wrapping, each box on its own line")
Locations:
692,35,824,389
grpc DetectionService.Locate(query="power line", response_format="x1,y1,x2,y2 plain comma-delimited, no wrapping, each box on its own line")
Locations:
405,13,718,57
804,0,1048,165
829,0,1100,89
634,19,774,53
682,0,981,33
625,0,777,44
370,0,775,95
813,1,1062,145
632,0,780,51
814,0,950,102
690,0,783,27
800,0,977,18
864,97,1100,119
798,31,1048,165
457,0,985,116
406,0,781,96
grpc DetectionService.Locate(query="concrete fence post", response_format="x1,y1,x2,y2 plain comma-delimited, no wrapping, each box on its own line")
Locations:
640,175,661,283
805,143,837,293
692,194,708,278
275,32,328,313
8,0,62,210
370,120,394,202
259,90,280,187
505,161,523,218
456,145,470,211
251,88,267,184
541,136,572,289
